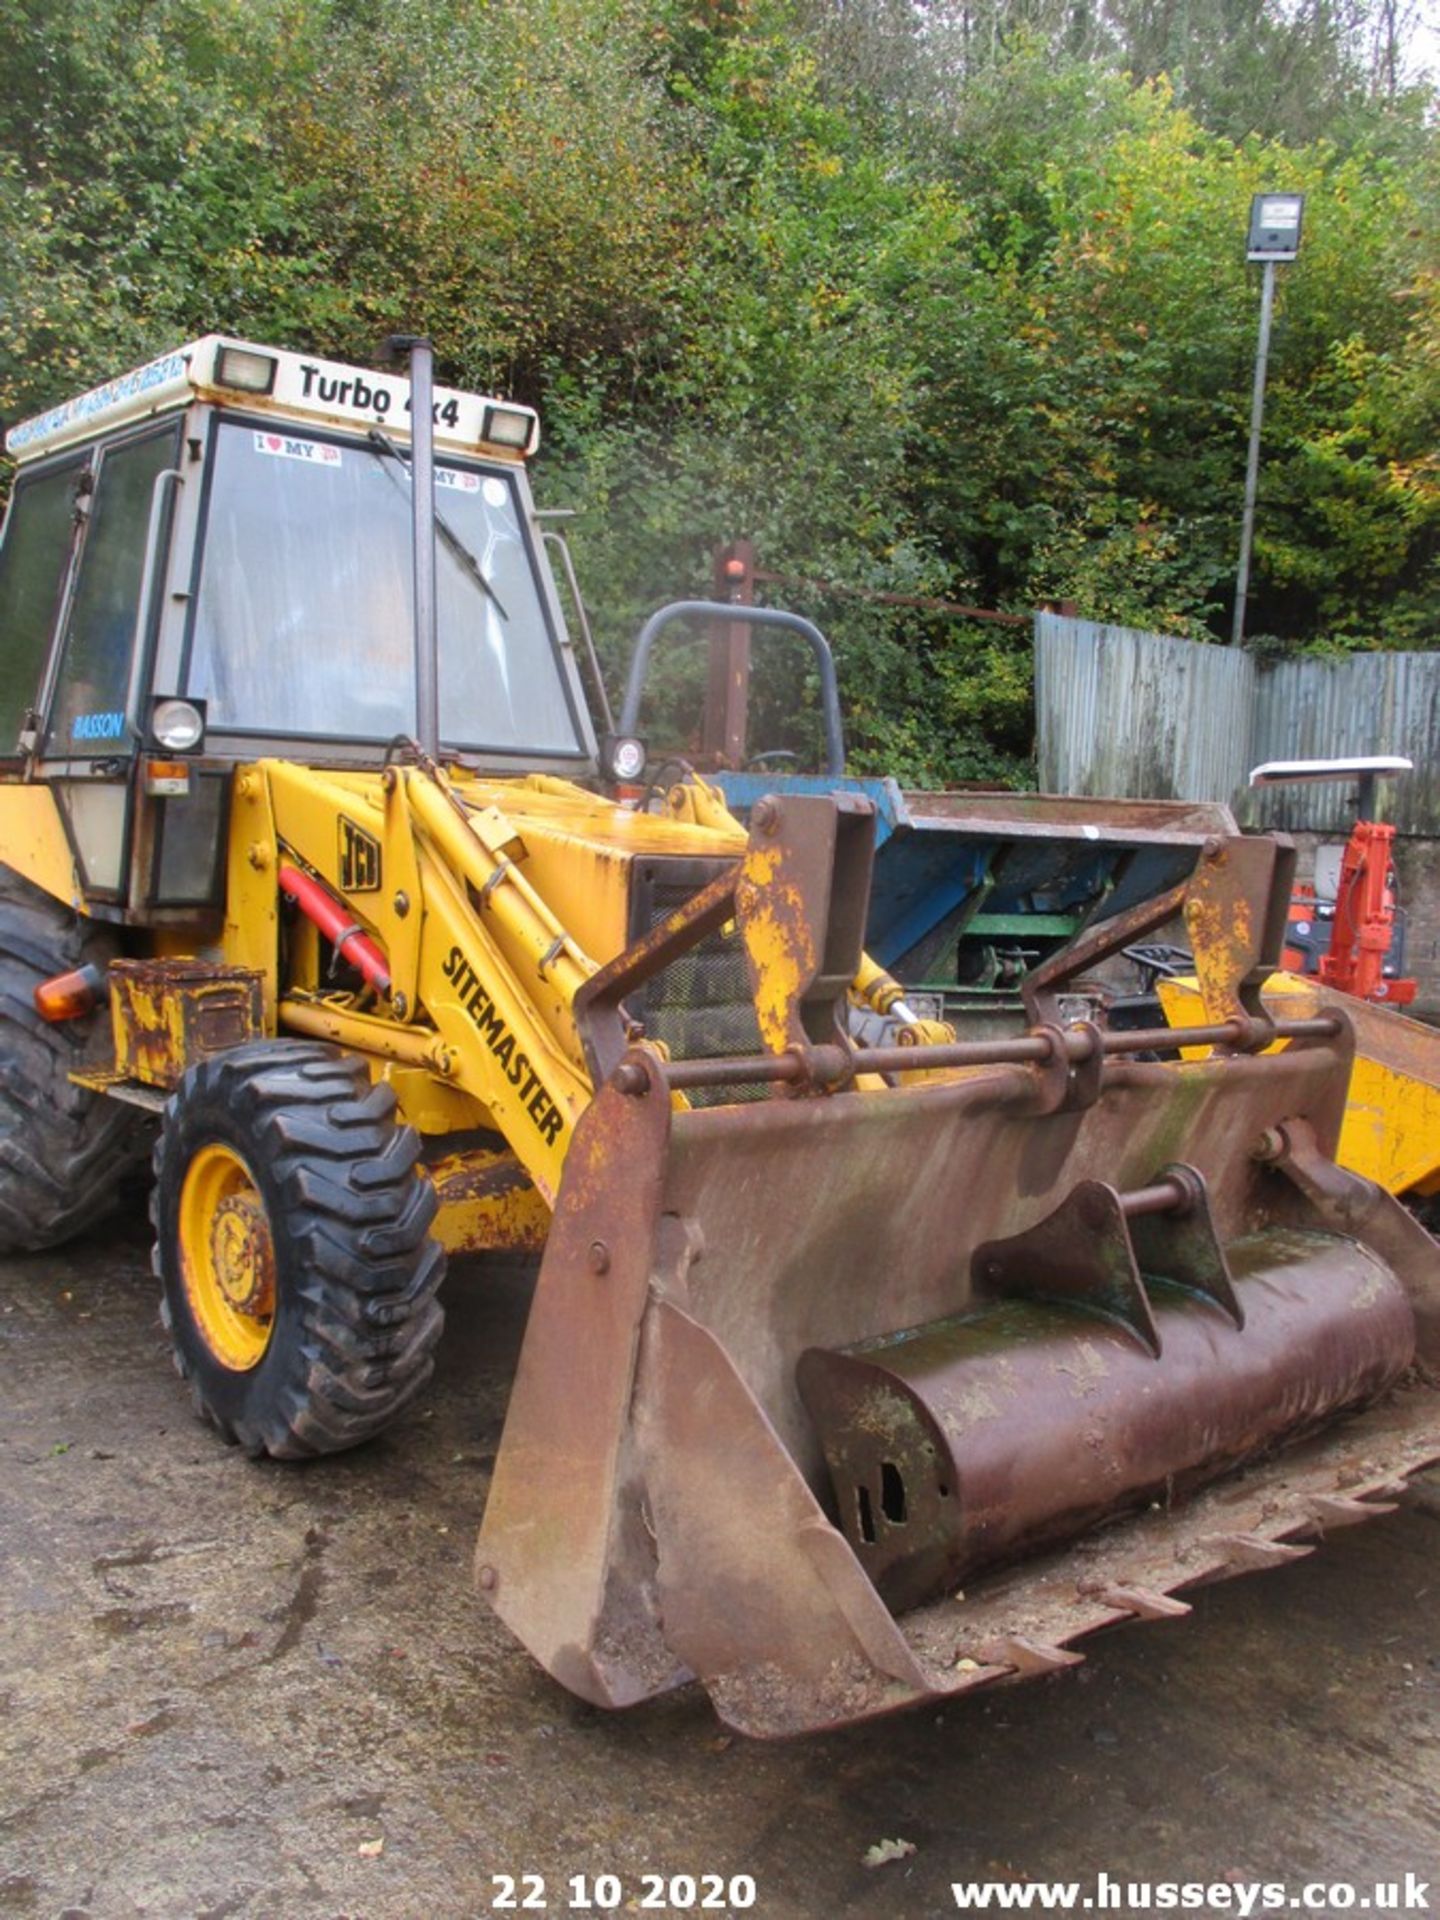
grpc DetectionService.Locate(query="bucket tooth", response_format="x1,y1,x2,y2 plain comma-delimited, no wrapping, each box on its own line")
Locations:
950,1658,1014,1687
975,1635,1085,1677
1208,1531,1314,1574
1094,1583,1193,1621
1305,1493,1397,1529
1369,1478,1413,1501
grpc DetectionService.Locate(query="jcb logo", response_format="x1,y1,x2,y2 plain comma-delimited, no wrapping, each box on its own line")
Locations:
339,817,382,892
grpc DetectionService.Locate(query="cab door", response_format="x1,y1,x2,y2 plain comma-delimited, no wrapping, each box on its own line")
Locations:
37,422,183,903
0,451,88,763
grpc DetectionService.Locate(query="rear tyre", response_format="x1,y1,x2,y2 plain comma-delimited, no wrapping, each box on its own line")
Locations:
0,864,151,1253
152,1038,446,1458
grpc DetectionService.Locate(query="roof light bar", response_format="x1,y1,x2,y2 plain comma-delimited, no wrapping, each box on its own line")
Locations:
7,335,542,462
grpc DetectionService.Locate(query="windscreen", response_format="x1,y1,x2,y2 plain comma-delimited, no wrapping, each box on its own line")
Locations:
186,420,581,754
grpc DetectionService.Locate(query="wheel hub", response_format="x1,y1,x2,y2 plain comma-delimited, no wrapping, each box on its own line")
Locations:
209,1193,276,1319
178,1142,277,1372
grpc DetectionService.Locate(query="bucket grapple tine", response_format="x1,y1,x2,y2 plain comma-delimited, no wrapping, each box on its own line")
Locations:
972,1179,1165,1357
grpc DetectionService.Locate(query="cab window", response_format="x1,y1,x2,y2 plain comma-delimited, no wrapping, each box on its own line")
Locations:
45,425,181,758
185,420,582,755
0,458,84,753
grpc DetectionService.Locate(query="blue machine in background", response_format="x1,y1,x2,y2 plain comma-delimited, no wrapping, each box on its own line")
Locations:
611,600,1232,1023
712,771,1228,1020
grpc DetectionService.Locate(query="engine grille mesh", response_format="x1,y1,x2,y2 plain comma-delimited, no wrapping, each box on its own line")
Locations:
633,864,767,1106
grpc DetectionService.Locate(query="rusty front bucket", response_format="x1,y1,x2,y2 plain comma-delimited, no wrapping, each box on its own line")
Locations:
477,1023,1440,1737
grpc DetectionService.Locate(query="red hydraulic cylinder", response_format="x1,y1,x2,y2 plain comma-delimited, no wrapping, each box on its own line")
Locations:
278,863,392,996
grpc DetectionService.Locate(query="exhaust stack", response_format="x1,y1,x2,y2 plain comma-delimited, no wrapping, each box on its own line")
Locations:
385,332,440,760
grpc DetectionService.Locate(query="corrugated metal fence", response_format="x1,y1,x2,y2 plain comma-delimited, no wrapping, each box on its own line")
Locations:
1035,614,1440,835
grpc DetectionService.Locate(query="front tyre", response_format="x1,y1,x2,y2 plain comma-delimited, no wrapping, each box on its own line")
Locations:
152,1039,445,1458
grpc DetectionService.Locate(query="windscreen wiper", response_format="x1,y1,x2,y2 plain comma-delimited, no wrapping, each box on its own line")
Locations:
366,426,510,622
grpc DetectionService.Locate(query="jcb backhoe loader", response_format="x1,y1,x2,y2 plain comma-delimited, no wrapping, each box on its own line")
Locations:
2,335,1438,1738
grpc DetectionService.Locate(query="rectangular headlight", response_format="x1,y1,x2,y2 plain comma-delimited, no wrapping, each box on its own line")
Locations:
215,346,278,395
481,403,536,453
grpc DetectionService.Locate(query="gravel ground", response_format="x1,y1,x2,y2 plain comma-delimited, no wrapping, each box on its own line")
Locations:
2,1203,1438,1920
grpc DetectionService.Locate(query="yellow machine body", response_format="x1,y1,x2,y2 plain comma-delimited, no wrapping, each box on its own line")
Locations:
1160,972,1440,1207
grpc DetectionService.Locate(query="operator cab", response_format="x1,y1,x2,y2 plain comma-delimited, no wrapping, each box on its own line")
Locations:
0,337,596,915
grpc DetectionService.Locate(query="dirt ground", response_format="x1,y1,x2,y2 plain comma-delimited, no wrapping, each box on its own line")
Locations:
2,1203,1438,1920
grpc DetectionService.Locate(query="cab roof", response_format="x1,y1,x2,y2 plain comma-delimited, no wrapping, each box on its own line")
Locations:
5,336,540,465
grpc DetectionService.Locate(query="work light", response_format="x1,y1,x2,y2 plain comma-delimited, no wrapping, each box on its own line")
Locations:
481,403,537,453
602,734,646,783
215,345,278,394
150,697,207,753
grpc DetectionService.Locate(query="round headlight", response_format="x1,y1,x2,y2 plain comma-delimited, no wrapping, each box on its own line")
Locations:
152,698,205,752
609,736,646,783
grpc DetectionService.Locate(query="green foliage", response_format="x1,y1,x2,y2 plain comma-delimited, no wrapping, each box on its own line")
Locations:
273,0,698,396
0,0,363,421
0,0,1435,782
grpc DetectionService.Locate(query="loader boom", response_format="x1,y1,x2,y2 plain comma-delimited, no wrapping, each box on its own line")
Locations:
256,761,596,1199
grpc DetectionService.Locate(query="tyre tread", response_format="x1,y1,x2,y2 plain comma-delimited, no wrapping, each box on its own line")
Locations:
153,1038,446,1458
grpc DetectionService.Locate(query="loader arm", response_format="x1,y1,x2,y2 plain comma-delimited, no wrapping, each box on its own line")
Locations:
239,759,601,1203
240,762,928,1206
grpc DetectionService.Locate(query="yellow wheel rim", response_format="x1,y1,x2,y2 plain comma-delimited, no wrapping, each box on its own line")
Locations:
178,1143,277,1372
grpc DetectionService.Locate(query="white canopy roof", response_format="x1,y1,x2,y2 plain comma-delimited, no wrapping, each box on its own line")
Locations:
6,336,539,464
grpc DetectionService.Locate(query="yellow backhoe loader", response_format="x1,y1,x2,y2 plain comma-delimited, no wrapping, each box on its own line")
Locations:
1155,760,1440,1229
2,335,1438,1737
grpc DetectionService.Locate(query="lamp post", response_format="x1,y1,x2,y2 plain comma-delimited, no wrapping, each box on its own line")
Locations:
1231,192,1305,647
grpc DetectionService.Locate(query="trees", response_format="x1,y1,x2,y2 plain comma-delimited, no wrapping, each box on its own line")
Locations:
0,0,1434,784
